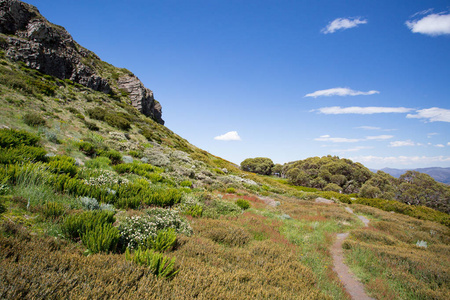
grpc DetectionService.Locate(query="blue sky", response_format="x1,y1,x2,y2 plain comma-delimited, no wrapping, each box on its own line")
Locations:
26,0,450,169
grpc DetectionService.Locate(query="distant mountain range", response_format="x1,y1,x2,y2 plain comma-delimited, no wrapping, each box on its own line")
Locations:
370,167,450,185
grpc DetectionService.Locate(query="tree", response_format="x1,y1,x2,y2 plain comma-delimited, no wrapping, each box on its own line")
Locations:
240,157,274,175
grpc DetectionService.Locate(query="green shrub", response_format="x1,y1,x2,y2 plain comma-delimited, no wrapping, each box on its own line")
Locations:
87,107,106,121
128,150,143,158
0,129,40,148
47,156,77,177
61,210,116,240
142,188,182,207
0,145,47,164
226,187,236,193
41,201,65,220
180,180,192,188
83,120,99,131
236,199,250,210
78,141,96,156
101,150,122,165
23,112,46,127
84,156,111,169
146,228,177,252
115,197,141,210
105,114,131,131
81,223,120,254
125,247,179,278
184,204,203,217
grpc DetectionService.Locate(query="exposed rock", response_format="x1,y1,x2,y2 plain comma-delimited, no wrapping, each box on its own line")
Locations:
0,0,164,124
118,74,163,125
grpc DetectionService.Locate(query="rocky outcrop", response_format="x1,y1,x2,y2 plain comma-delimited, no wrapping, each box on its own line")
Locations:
0,0,164,124
118,74,164,125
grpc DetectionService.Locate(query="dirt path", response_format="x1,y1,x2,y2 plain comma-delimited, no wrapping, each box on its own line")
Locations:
331,207,374,300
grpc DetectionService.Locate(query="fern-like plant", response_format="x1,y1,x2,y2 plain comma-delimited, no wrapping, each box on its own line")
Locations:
125,247,179,279
81,223,120,254
41,201,65,219
146,228,177,252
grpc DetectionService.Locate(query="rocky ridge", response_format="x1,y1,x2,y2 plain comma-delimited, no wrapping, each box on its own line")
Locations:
0,0,163,124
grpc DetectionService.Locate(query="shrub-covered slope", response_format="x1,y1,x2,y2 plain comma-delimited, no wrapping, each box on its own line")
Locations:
0,1,449,299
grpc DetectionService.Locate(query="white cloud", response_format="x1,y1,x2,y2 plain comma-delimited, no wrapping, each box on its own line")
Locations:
315,106,413,115
315,135,360,143
427,132,439,138
366,135,394,141
305,87,379,98
214,131,241,141
435,144,445,148
406,12,450,36
356,126,396,132
389,140,416,147
406,107,450,122
331,146,373,153
315,134,393,143
448,142,450,146
321,17,367,34
351,155,450,166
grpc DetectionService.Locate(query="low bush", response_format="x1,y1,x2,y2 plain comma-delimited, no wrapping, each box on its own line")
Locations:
146,228,177,252
100,150,122,165
83,120,99,131
0,145,47,164
81,223,120,254
119,209,191,250
353,197,450,227
105,114,131,131
184,204,203,217
0,129,40,148
41,201,65,220
125,247,179,278
23,112,46,127
226,187,236,193
79,196,100,210
180,180,192,188
236,199,250,210
0,199,6,215
47,156,77,177
61,210,116,240
86,107,106,121
199,219,251,247
78,141,96,156
84,156,111,169
202,199,242,218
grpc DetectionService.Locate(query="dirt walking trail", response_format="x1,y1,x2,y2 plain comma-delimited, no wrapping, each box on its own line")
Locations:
331,206,374,300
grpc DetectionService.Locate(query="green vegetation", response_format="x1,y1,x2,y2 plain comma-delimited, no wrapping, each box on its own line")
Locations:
240,157,274,175
0,30,448,300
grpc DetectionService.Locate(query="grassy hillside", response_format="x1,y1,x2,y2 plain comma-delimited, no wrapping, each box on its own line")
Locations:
1,37,449,299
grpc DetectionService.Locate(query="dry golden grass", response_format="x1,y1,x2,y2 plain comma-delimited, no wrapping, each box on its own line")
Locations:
344,204,450,299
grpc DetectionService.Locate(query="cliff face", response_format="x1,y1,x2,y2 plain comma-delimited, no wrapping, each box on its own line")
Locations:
0,0,164,124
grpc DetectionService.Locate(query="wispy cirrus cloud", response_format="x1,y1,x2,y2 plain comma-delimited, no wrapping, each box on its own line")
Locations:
321,17,367,34
406,107,450,122
389,140,416,147
406,11,450,36
214,131,241,141
315,134,393,143
356,126,396,132
315,135,360,143
305,87,379,98
366,135,394,141
314,106,413,115
331,146,373,153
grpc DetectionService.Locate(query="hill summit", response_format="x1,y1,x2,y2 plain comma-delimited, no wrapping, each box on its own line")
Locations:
0,0,164,124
